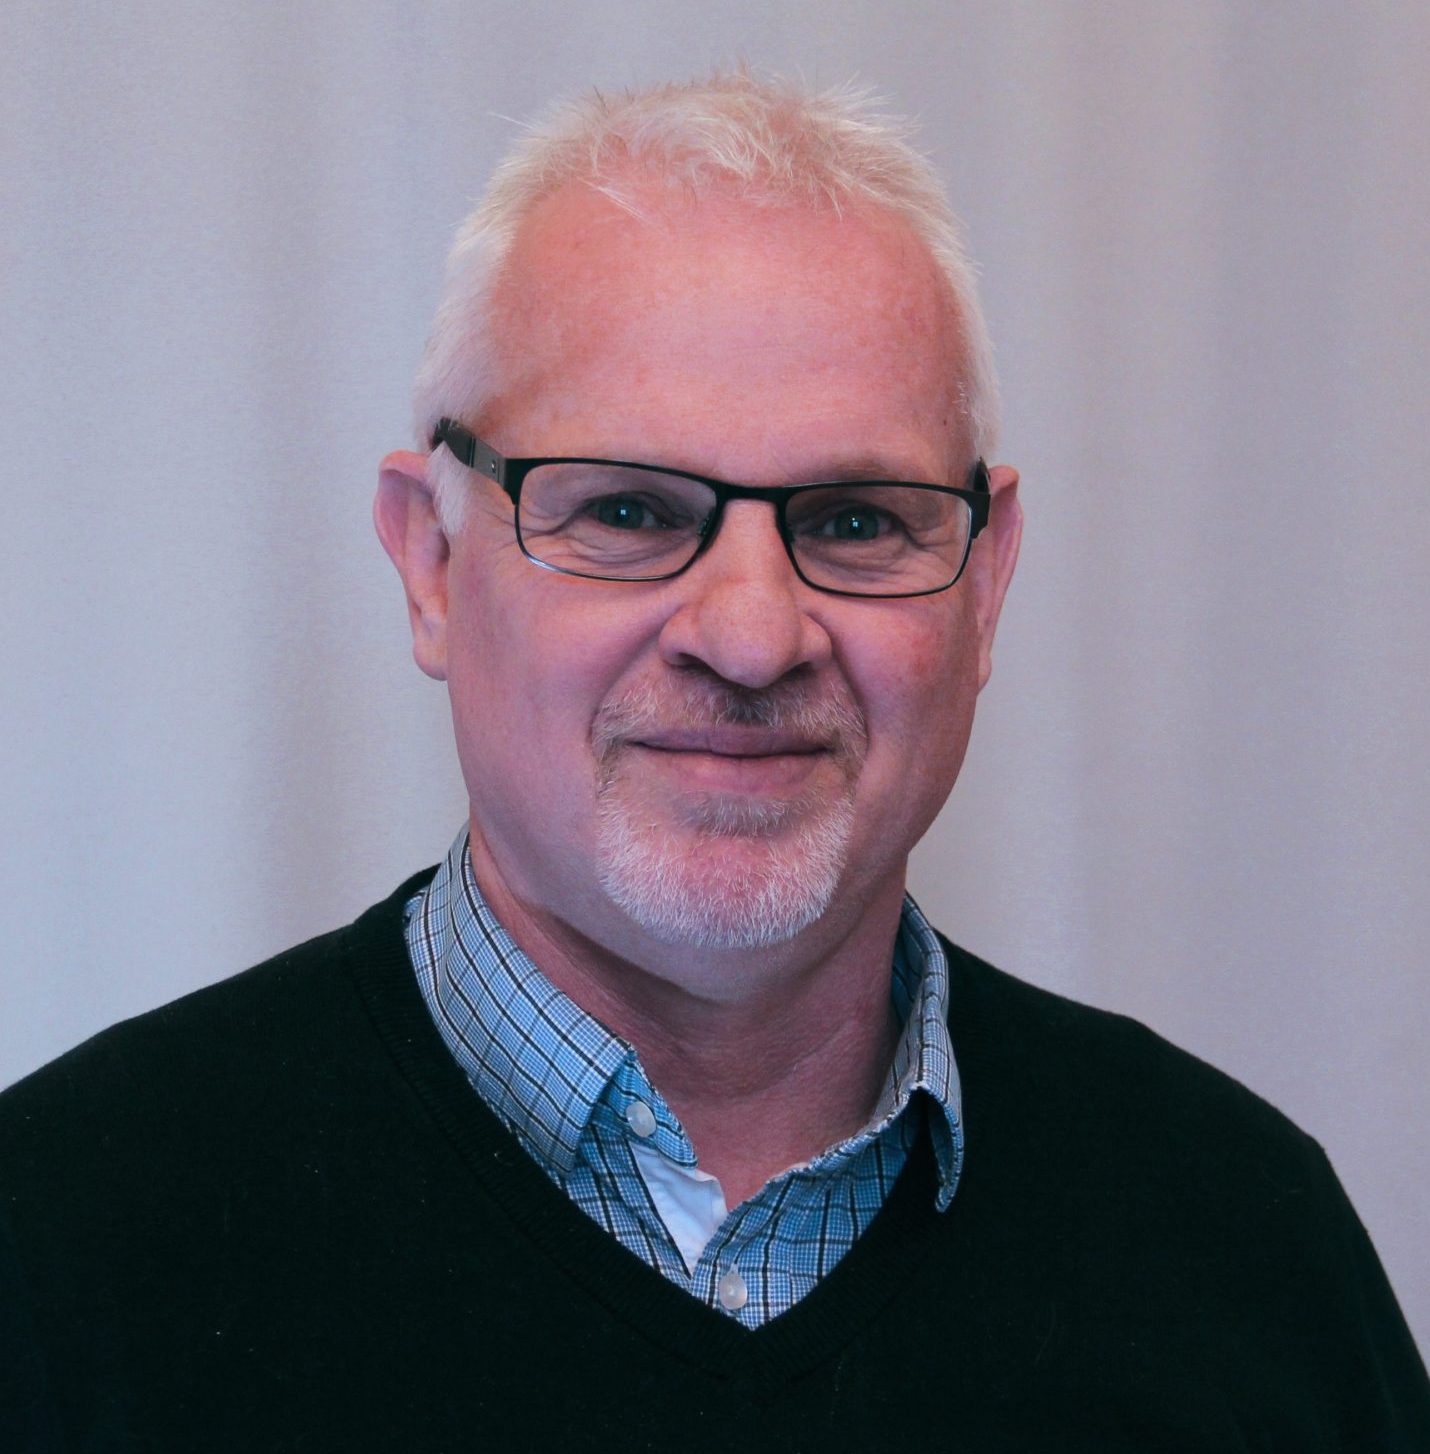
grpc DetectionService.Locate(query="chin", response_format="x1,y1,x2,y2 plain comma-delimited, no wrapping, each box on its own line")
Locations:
593,790,856,951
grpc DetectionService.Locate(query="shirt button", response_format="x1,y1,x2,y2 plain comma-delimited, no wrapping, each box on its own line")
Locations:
625,1099,657,1138
717,1268,748,1312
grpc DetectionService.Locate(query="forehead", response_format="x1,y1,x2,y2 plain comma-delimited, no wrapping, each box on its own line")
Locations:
483,179,967,477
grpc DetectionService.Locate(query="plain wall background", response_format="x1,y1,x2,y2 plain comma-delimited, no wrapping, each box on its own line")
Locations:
3,1,1426,1352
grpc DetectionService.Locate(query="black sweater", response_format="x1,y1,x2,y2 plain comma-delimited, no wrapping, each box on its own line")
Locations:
2,869,1426,1452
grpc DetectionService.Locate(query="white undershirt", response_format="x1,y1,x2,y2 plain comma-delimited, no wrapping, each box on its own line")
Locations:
629,1139,729,1273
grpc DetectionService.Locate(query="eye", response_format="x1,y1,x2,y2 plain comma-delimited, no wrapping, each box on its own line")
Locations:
814,505,900,541
588,494,670,530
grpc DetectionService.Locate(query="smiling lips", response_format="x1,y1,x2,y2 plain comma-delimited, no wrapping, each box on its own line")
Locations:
630,728,831,793
636,726,826,757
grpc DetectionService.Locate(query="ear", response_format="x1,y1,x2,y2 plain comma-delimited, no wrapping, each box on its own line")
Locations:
374,450,450,682
967,463,1022,690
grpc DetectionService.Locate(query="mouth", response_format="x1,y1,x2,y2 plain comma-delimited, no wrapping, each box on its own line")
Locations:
591,678,868,806
624,730,834,795
632,727,829,758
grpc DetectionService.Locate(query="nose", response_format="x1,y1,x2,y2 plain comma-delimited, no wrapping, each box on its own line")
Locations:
656,500,833,688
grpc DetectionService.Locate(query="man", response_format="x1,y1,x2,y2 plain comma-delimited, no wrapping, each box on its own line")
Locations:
2,72,1426,1451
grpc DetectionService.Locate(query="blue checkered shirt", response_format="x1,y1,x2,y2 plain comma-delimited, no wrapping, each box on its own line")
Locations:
404,828,963,1328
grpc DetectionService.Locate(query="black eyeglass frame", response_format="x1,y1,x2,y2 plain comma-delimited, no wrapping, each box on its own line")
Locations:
431,417,991,599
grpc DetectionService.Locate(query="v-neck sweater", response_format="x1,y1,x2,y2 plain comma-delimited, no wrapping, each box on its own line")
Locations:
1,869,1427,1452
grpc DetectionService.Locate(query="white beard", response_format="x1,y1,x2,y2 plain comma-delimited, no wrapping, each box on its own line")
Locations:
590,678,867,950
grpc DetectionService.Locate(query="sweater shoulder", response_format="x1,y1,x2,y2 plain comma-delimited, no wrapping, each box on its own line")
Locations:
0,867,436,1156
940,936,1329,1189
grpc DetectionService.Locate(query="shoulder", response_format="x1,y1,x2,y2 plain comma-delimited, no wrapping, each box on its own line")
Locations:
937,935,1334,1215
0,866,437,1176
941,932,1309,1129
935,938,1430,1437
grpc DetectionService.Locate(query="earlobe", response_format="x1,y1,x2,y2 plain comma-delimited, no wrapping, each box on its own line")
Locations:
374,450,451,682
971,464,1022,690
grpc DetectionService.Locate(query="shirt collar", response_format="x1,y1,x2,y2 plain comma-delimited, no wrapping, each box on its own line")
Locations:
405,829,632,1175
406,826,963,1204
883,898,964,1208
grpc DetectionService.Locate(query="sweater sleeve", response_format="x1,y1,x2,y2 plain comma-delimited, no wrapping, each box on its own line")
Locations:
0,1202,63,1454
1307,1144,1430,1450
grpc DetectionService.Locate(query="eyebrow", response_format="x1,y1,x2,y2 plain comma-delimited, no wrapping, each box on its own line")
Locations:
777,457,942,485
543,441,943,486
644,452,939,485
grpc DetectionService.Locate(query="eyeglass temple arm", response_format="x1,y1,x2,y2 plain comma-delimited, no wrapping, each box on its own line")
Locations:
432,419,503,484
965,460,990,538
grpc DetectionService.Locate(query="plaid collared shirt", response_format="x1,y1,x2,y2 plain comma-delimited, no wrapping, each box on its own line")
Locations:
404,827,963,1328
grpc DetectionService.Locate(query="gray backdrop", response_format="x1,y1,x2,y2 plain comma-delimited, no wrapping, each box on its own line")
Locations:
4,2,1426,1351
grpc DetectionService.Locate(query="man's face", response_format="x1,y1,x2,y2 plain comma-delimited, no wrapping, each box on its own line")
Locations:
381,181,1019,991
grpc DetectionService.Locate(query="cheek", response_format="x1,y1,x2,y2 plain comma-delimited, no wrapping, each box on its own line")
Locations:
445,560,655,777
846,598,982,822
856,596,980,739
443,559,557,802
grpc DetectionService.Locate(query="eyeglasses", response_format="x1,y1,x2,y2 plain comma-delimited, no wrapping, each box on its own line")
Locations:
431,418,990,599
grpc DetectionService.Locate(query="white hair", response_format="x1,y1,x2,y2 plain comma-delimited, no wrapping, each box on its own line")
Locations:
414,69,1001,532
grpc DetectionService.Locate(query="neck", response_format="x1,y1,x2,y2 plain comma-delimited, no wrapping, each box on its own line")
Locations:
595,948,904,1207
467,826,909,1207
